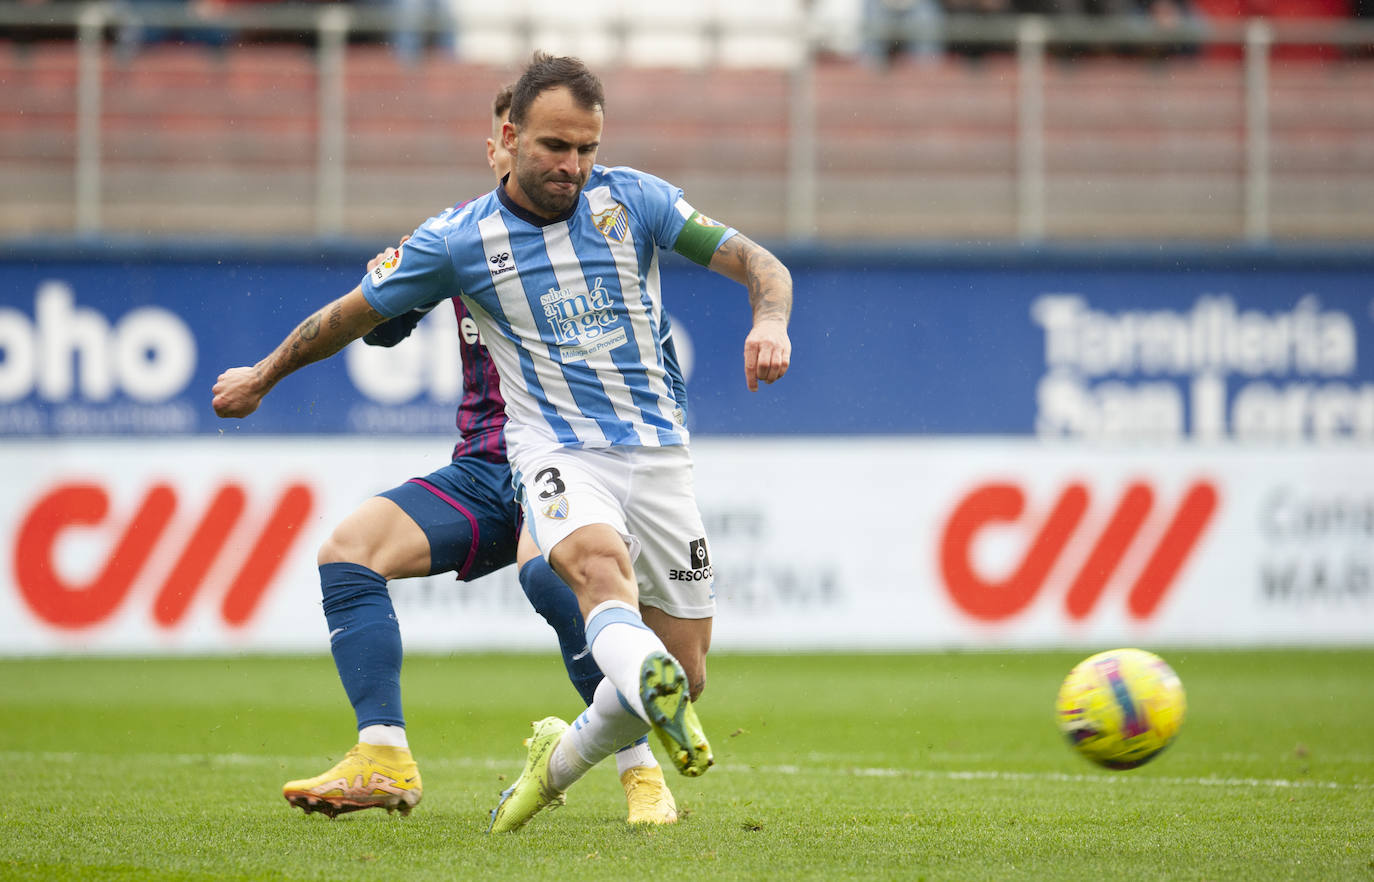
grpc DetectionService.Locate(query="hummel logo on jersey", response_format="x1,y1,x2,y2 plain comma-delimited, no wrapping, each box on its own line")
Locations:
488,251,516,277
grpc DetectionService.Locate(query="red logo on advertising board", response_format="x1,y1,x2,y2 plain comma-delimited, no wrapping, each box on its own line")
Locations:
13,481,314,630
939,480,1218,622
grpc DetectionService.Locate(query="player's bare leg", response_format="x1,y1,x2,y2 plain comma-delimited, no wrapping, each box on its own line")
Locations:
640,606,712,702
318,495,433,580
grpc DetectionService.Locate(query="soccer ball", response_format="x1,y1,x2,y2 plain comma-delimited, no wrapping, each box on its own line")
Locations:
1055,648,1186,770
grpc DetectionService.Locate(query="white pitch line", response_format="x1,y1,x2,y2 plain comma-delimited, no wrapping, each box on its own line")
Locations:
827,766,1367,791
6,749,1370,792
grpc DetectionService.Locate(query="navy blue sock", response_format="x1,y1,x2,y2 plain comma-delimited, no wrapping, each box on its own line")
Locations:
518,556,602,705
319,562,404,729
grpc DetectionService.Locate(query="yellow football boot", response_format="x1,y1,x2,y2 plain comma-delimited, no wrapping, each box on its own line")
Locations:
621,765,679,824
282,743,422,818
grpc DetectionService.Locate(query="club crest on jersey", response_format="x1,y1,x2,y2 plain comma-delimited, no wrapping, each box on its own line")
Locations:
372,245,403,285
592,203,630,243
542,495,569,520
488,250,516,277
540,277,628,361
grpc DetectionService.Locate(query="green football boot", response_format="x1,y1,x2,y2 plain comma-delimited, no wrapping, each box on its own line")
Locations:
639,651,713,777
488,717,569,833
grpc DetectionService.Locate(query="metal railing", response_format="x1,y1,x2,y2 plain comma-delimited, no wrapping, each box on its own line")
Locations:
3,3,1373,243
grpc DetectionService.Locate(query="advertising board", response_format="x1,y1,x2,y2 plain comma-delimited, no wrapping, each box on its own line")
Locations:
3,438,1370,655
4,249,1374,442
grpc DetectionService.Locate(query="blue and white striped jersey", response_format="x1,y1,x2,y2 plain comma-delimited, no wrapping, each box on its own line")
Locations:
361,164,734,458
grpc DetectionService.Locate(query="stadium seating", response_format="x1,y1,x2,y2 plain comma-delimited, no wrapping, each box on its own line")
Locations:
0,38,1371,240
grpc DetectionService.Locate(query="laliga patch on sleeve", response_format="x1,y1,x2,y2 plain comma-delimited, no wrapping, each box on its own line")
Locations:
371,245,403,285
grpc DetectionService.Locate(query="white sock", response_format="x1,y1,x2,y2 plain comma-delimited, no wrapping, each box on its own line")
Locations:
358,724,408,749
546,725,590,791
585,600,666,724
614,739,658,776
549,733,593,793
550,678,651,791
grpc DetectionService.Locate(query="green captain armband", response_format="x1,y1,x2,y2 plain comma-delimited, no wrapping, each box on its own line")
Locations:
673,211,731,267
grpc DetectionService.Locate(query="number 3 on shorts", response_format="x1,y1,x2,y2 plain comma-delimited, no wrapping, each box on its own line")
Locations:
534,467,566,500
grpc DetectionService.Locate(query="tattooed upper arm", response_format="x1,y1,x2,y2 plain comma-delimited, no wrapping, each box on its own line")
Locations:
709,234,751,283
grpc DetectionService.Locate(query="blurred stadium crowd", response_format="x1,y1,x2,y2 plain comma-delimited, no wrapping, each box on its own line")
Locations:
5,0,1372,62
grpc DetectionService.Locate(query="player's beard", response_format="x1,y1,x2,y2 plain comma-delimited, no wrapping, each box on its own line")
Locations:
517,161,584,216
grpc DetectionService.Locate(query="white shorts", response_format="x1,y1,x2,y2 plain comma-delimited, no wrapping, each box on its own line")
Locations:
514,443,715,619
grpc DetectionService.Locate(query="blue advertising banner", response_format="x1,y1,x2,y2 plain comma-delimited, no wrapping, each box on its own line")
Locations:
3,244,1373,441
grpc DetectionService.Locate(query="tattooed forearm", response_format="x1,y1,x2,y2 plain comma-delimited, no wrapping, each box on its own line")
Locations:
285,311,320,361
746,256,791,324
275,312,339,373
256,298,383,393
726,234,791,325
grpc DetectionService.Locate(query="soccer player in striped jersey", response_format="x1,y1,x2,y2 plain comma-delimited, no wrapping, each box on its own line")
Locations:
214,52,792,831
213,86,682,825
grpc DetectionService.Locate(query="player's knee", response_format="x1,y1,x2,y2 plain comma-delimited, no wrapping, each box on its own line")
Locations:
317,518,380,570
318,530,359,568
557,543,632,602
318,498,433,579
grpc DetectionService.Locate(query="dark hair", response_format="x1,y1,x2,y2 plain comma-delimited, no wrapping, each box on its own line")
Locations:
492,84,514,121
508,52,604,127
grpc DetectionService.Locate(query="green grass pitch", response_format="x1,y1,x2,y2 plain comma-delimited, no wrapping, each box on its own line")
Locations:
2,650,1370,881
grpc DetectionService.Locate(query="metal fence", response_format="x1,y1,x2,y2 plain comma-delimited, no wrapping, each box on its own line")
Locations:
2,3,1373,243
